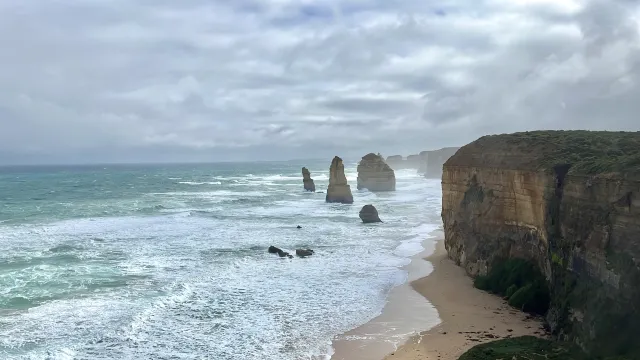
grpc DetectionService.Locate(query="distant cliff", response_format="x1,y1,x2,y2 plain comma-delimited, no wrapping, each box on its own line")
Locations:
442,130,640,358
385,147,459,175
418,147,460,178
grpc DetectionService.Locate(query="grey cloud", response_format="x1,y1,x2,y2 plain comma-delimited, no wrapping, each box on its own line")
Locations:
0,0,639,164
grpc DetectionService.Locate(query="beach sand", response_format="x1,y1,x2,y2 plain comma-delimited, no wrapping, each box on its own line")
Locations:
332,235,547,360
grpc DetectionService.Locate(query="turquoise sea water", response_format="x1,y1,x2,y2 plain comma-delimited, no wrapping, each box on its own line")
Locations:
0,161,442,360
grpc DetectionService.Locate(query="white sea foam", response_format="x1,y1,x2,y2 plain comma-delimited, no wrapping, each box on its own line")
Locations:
177,181,222,185
0,164,443,360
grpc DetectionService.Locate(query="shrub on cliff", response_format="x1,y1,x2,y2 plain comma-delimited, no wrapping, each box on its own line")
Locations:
473,258,550,315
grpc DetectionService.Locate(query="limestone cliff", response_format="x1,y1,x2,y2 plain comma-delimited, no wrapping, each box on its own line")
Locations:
442,130,640,357
357,153,396,191
417,147,459,178
301,167,315,192
326,156,354,204
386,155,404,169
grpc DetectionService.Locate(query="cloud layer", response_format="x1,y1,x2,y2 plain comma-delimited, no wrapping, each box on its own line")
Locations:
0,0,639,163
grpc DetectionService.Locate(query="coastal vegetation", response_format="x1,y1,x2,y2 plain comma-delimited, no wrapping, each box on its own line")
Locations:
473,258,550,315
458,336,589,360
499,130,640,175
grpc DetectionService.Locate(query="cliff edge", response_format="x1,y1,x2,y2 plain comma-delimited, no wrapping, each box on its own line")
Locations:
357,153,396,191
442,130,640,358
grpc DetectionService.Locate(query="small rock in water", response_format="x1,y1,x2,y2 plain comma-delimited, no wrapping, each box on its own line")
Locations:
297,225,302,229
296,249,314,258
359,204,382,223
268,245,293,258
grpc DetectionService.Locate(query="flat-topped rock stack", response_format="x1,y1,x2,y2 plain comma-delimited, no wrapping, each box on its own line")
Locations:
356,153,396,191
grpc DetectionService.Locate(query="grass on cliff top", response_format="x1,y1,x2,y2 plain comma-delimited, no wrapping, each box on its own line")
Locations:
483,130,640,176
457,336,588,360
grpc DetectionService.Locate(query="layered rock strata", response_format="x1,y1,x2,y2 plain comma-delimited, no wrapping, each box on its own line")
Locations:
441,130,640,357
326,156,354,204
357,153,396,191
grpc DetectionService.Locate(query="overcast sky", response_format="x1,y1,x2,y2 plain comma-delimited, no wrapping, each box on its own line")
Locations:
0,0,639,164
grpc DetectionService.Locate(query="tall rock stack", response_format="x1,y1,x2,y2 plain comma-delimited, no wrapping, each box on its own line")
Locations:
356,153,396,191
301,167,316,192
325,156,353,204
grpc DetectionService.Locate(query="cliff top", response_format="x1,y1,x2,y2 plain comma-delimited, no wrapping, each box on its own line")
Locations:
446,130,640,177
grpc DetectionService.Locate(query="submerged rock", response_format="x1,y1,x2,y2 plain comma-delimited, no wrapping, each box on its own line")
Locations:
357,153,396,191
326,156,354,204
302,167,316,192
359,204,382,223
295,249,314,258
268,245,293,259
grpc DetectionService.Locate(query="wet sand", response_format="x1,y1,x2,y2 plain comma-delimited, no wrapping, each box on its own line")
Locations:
332,236,547,360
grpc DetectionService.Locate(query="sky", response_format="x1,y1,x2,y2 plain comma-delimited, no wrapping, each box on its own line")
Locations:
0,0,639,164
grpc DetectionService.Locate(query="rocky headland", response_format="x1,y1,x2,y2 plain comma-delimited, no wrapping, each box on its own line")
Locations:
326,156,354,204
302,167,316,192
357,153,396,191
385,147,459,176
442,130,640,358
418,147,460,178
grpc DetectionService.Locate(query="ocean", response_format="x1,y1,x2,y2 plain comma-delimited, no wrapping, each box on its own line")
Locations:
0,161,443,360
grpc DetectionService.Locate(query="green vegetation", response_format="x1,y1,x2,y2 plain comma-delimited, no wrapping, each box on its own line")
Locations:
457,336,589,360
474,258,550,315
497,130,640,176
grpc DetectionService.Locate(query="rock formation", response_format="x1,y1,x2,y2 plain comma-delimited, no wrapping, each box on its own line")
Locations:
385,155,405,169
442,130,640,358
295,249,314,257
357,153,396,191
326,156,354,204
406,154,421,168
417,147,459,178
301,167,315,192
268,246,293,259
359,204,382,223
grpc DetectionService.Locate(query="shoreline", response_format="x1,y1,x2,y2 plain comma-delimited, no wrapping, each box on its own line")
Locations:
330,231,442,360
332,236,548,360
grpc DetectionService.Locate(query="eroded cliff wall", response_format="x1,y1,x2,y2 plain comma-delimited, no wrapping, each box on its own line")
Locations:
442,131,640,357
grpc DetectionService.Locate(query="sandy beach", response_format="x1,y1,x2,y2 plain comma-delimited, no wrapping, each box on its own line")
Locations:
333,235,547,360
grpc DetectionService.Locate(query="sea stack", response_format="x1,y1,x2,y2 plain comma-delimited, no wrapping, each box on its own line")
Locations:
359,204,382,223
325,156,354,204
301,167,316,192
357,153,396,191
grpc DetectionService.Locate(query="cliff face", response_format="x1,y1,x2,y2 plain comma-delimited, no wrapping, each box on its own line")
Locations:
417,147,460,178
326,156,354,204
301,167,315,192
357,153,396,191
442,131,640,357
